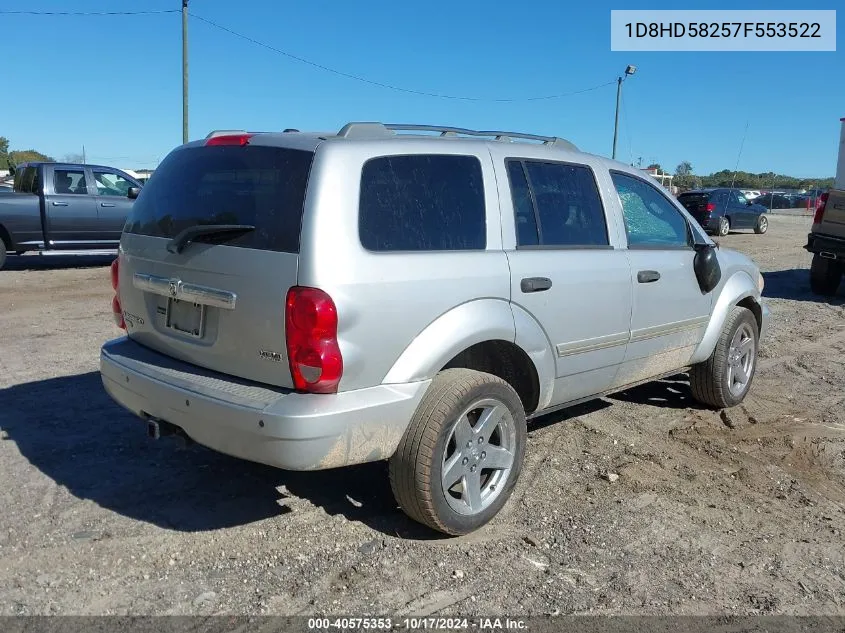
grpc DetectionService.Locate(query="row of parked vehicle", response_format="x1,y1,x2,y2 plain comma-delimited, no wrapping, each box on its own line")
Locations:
676,188,770,237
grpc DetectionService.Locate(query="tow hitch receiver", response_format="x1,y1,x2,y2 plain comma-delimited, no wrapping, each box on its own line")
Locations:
144,416,193,445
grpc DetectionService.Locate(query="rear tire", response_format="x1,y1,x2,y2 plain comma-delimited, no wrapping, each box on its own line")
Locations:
810,254,843,297
690,306,759,409
753,215,768,234
717,216,730,237
0,240,6,270
389,368,526,536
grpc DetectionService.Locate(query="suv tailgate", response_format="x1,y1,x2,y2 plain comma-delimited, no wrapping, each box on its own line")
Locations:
117,142,314,389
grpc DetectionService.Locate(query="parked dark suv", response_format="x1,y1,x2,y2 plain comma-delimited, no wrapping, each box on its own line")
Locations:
677,188,769,237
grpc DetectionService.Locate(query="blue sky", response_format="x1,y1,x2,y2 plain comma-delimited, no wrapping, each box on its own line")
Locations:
2,0,842,177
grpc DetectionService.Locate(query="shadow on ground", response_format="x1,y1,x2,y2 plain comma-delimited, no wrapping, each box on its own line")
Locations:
606,373,705,409
0,371,437,538
2,253,115,271
762,269,844,302
0,369,700,537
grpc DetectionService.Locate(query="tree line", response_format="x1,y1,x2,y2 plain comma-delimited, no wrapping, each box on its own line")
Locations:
651,160,834,191
0,136,54,170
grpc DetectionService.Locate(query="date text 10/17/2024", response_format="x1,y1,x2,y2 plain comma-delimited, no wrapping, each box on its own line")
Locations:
307,617,528,631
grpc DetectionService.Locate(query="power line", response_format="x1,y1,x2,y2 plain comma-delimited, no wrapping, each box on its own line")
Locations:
190,12,616,103
0,9,180,16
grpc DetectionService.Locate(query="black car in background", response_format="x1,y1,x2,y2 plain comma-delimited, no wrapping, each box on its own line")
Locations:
677,188,769,236
755,193,796,210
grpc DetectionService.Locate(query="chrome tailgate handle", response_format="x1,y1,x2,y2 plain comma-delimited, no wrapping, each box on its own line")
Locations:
133,273,237,310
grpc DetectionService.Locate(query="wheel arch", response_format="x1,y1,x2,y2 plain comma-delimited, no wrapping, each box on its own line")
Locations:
690,271,760,365
381,298,554,414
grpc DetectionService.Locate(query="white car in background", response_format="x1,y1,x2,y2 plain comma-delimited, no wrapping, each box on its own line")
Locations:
742,190,761,200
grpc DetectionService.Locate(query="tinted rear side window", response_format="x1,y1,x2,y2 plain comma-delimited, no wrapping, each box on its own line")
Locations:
124,145,314,253
359,154,486,252
507,159,608,247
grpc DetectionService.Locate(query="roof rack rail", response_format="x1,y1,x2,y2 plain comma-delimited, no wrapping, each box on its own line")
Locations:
336,122,577,151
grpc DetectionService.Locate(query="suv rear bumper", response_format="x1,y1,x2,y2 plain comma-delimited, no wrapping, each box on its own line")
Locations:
805,232,845,260
100,337,429,471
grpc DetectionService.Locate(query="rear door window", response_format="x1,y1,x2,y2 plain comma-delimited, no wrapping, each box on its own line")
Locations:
124,145,314,253
54,169,88,195
359,154,486,252
506,159,609,248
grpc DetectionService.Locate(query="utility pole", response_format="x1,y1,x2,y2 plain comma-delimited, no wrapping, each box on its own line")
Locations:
612,65,637,160
82,145,86,164
182,0,189,144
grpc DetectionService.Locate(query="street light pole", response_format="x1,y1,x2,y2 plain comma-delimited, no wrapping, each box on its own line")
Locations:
612,76,622,160
182,0,189,145
611,65,637,161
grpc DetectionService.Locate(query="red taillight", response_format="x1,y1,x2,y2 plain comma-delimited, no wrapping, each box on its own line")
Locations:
110,257,120,291
110,258,125,330
285,287,343,394
205,133,254,146
813,192,829,224
705,202,716,214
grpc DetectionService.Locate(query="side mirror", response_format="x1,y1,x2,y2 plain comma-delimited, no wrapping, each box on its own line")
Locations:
127,187,140,200
693,243,722,294
746,200,753,206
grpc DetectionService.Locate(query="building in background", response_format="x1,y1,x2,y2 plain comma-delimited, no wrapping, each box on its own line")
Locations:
121,168,155,184
642,167,676,194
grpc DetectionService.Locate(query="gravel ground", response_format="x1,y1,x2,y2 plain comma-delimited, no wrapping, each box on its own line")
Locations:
0,215,843,616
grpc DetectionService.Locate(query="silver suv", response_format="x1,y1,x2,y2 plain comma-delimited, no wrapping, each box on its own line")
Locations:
100,123,770,535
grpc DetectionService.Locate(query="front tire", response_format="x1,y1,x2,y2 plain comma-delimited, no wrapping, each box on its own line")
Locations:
0,240,6,270
753,215,768,234
690,306,759,409
809,254,842,297
389,368,526,536
717,216,730,237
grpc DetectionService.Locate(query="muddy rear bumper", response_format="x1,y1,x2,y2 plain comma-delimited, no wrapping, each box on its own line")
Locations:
100,337,429,471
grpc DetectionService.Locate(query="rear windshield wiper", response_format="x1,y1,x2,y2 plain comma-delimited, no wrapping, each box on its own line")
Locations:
166,224,255,254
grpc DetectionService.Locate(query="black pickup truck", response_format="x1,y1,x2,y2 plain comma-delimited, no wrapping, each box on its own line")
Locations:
0,162,142,269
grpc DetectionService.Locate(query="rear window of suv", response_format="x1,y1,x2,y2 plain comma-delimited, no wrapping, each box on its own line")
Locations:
359,154,486,252
677,193,710,208
124,145,314,253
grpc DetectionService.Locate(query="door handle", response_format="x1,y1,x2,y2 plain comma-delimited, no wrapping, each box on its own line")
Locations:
100,203,116,208
51,201,68,207
520,277,553,293
637,270,661,283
